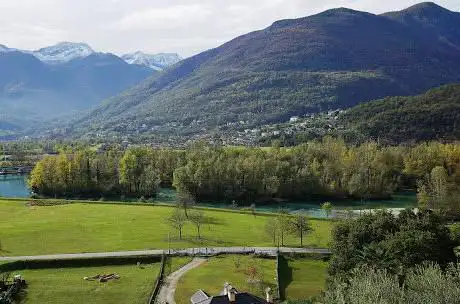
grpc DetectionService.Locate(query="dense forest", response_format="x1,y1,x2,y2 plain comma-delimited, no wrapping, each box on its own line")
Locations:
341,84,460,143
29,139,460,213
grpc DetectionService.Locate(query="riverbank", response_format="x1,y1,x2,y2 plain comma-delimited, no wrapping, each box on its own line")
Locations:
0,175,417,216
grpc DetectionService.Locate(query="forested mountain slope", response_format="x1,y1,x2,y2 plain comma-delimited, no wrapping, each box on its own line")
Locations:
71,2,460,138
340,84,460,143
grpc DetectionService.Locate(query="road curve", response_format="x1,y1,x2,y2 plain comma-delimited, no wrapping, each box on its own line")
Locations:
0,247,331,262
157,257,207,304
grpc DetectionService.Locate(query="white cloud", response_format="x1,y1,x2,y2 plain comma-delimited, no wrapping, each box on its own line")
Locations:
115,4,212,30
0,0,458,57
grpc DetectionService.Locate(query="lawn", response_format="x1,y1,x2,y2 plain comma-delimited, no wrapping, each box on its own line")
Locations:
175,255,277,304
279,257,328,300
7,263,160,304
0,200,333,256
166,256,193,276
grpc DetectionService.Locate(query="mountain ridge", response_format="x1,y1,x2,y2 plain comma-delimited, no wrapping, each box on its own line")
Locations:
68,2,460,140
0,42,182,70
340,83,460,143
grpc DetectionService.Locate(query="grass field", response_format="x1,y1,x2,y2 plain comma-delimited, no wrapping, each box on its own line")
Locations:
166,256,193,275
175,255,277,304
0,200,333,256
9,263,160,304
280,257,328,300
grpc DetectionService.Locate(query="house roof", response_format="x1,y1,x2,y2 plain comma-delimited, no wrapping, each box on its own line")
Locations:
195,292,267,304
191,290,210,304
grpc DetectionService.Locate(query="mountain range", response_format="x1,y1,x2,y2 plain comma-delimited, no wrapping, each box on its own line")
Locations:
69,2,460,141
0,42,182,69
0,42,181,135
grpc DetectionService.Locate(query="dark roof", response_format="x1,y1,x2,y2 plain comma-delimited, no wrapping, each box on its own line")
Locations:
191,290,210,304
196,293,267,304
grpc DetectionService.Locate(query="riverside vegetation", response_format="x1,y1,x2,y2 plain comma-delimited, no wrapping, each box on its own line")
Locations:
28,139,460,217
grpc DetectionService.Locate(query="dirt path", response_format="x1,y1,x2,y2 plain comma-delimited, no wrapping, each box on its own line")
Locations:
156,257,207,304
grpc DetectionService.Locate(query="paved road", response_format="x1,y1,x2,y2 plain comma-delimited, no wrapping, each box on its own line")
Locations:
157,257,207,304
0,247,331,262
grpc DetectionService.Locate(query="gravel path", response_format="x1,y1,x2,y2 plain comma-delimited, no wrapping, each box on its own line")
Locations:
0,247,330,262
156,257,207,304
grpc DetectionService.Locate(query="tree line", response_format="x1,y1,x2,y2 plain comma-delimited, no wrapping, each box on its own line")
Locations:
29,139,460,211
29,148,184,198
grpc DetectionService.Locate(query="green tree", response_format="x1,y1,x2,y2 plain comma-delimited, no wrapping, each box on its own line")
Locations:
321,202,333,218
276,210,290,247
324,263,460,304
288,214,312,247
166,208,187,240
176,191,195,218
189,210,206,239
328,209,457,277
265,218,278,245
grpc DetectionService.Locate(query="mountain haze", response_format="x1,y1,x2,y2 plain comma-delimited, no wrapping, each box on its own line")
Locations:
71,2,460,138
0,42,181,136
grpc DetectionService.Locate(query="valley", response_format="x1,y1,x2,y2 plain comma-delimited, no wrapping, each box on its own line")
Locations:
1,2,460,304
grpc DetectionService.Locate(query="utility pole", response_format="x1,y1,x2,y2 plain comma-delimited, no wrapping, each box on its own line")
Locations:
277,234,280,253
168,232,171,255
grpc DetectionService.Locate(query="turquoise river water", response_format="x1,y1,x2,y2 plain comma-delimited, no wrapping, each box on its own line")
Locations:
0,175,417,216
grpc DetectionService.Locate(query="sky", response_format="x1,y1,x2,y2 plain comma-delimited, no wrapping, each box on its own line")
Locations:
0,0,459,58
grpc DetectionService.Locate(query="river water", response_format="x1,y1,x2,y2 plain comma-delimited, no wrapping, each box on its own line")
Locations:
0,174,30,198
0,175,416,215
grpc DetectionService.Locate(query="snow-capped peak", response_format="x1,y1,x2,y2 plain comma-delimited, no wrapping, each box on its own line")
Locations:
0,44,16,53
33,42,95,64
121,51,182,70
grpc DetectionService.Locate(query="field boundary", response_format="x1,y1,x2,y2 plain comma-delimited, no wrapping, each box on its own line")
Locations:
0,256,163,271
148,254,166,304
275,252,282,300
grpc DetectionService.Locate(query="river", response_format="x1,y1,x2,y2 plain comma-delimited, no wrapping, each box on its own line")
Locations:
0,175,417,215
0,174,30,198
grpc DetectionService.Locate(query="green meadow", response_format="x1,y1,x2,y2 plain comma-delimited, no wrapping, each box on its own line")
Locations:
0,200,333,256
280,257,329,300
9,263,160,304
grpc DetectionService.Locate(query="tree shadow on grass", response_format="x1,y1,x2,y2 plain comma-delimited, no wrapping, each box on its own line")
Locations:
278,256,292,301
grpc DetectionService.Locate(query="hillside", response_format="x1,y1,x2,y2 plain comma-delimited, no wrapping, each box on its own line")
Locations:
340,84,460,143
0,42,184,139
0,51,153,132
70,2,460,139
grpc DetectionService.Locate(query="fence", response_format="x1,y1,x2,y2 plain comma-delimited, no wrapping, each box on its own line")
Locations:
147,255,166,304
275,253,282,301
